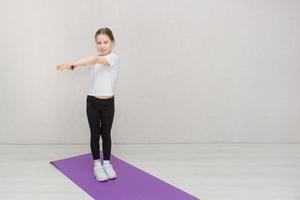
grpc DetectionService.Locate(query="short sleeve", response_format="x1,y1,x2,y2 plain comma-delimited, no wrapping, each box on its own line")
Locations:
104,53,119,68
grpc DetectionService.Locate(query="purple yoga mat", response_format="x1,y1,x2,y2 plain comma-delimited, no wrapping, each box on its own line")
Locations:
50,151,199,200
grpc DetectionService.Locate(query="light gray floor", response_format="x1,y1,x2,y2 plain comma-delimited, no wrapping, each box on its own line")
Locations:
0,144,299,200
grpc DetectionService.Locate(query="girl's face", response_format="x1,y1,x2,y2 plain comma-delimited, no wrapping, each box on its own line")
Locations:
95,34,114,55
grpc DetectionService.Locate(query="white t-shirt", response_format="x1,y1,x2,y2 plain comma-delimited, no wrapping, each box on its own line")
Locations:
87,52,120,96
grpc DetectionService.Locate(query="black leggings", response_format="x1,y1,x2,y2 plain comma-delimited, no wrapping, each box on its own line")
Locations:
86,95,115,160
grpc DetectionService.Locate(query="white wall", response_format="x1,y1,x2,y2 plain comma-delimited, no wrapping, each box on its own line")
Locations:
0,0,299,144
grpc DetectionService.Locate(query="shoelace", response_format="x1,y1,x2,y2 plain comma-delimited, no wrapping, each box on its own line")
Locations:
104,165,115,174
94,165,104,170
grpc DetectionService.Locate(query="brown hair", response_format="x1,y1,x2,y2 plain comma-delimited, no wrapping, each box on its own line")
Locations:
94,27,115,42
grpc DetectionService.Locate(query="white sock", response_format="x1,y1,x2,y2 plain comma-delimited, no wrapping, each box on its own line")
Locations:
103,160,110,166
94,159,102,168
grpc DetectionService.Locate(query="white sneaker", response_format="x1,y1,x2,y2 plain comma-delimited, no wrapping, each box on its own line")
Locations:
103,163,117,179
94,166,109,182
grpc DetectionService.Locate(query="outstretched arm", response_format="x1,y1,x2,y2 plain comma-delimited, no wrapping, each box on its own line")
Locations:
56,55,109,71
71,55,109,68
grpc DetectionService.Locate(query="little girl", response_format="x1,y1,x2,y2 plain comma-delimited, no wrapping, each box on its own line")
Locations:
57,27,120,182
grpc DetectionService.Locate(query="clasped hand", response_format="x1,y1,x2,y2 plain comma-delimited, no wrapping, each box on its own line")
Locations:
56,64,75,71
